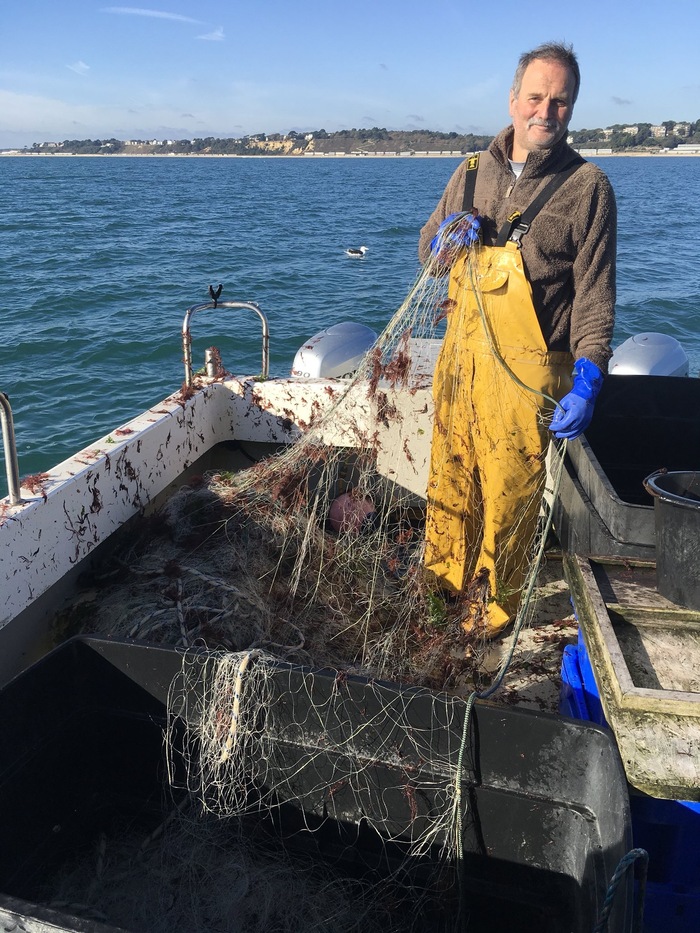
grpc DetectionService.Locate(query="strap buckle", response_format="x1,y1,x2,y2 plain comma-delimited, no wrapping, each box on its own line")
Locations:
509,221,531,244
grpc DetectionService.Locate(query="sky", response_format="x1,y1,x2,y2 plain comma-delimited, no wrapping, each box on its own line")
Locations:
1,0,699,149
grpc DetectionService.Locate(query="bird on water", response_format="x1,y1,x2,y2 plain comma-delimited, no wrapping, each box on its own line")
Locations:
345,246,368,258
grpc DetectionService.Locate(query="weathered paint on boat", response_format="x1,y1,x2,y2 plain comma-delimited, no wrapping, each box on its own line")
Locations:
1,372,434,683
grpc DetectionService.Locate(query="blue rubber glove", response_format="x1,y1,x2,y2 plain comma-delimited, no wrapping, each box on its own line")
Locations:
429,211,481,261
549,358,604,440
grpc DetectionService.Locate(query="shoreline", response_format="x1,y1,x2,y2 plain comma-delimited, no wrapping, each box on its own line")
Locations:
2,150,700,159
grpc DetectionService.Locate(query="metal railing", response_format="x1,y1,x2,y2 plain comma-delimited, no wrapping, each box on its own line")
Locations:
182,299,270,388
0,392,21,505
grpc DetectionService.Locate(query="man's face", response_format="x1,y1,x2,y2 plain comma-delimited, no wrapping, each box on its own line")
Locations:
509,58,576,159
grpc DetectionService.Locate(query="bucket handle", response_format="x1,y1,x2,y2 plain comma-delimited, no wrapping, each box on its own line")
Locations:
643,470,700,509
642,471,662,499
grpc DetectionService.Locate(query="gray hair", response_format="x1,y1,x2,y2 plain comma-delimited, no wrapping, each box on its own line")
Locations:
512,42,580,104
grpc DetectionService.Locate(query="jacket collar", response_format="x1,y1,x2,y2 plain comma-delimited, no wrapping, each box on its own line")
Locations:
490,125,574,177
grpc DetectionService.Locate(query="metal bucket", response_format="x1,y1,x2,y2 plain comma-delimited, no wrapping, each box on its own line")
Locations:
644,470,700,610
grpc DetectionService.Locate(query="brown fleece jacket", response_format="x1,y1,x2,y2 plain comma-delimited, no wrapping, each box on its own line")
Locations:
419,126,617,372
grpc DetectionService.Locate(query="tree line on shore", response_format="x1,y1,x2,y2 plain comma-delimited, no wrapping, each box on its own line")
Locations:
572,120,700,149
27,122,700,156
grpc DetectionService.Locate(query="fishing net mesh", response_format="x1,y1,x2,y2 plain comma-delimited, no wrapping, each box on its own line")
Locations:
68,240,569,692
50,238,573,931
41,801,418,933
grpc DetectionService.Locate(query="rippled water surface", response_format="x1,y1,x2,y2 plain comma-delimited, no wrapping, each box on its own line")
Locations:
1,154,699,492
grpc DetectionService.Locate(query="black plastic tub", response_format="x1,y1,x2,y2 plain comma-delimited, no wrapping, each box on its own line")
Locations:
644,470,700,610
555,375,700,560
0,637,633,933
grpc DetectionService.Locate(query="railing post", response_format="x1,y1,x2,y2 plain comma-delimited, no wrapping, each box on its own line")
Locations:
182,300,270,387
0,392,22,506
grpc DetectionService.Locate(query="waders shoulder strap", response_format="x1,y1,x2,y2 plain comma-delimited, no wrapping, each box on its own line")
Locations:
495,156,585,247
461,153,480,212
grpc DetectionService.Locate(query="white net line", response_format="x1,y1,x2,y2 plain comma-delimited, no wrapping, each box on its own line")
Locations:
41,242,575,932
61,243,570,694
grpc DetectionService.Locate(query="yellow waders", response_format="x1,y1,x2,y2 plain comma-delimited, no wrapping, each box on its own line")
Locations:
424,242,573,636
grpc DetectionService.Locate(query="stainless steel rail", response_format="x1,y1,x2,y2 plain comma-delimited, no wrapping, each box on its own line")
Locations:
182,300,270,387
0,392,22,505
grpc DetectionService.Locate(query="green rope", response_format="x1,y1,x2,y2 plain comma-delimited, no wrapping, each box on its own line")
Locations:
466,246,563,410
478,437,567,700
463,244,569,696
453,690,477,932
450,246,573,931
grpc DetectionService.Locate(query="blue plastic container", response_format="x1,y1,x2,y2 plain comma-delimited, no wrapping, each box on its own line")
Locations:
559,631,605,725
560,644,588,720
560,636,700,932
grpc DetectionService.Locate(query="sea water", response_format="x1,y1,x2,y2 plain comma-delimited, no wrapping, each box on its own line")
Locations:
1,154,699,495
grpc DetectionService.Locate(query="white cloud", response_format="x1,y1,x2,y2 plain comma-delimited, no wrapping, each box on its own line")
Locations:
0,88,188,145
66,61,90,76
102,7,204,24
198,26,225,41
0,89,103,134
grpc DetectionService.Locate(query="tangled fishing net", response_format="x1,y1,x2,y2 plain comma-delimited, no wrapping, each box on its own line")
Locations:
65,231,569,694
47,232,575,931
41,805,427,933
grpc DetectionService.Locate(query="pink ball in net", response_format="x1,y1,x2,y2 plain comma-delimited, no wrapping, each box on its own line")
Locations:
328,493,376,534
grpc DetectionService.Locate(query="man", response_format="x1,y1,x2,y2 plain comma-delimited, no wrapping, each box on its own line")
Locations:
419,42,616,637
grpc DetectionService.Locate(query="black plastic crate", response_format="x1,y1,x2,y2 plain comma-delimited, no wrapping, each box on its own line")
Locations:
555,374,700,559
0,637,633,932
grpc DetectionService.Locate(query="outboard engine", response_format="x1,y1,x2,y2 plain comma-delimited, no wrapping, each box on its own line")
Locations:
609,332,689,377
291,322,378,379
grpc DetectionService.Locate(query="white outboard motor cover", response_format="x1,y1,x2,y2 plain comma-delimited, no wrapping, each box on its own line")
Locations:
609,333,689,377
291,322,378,379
